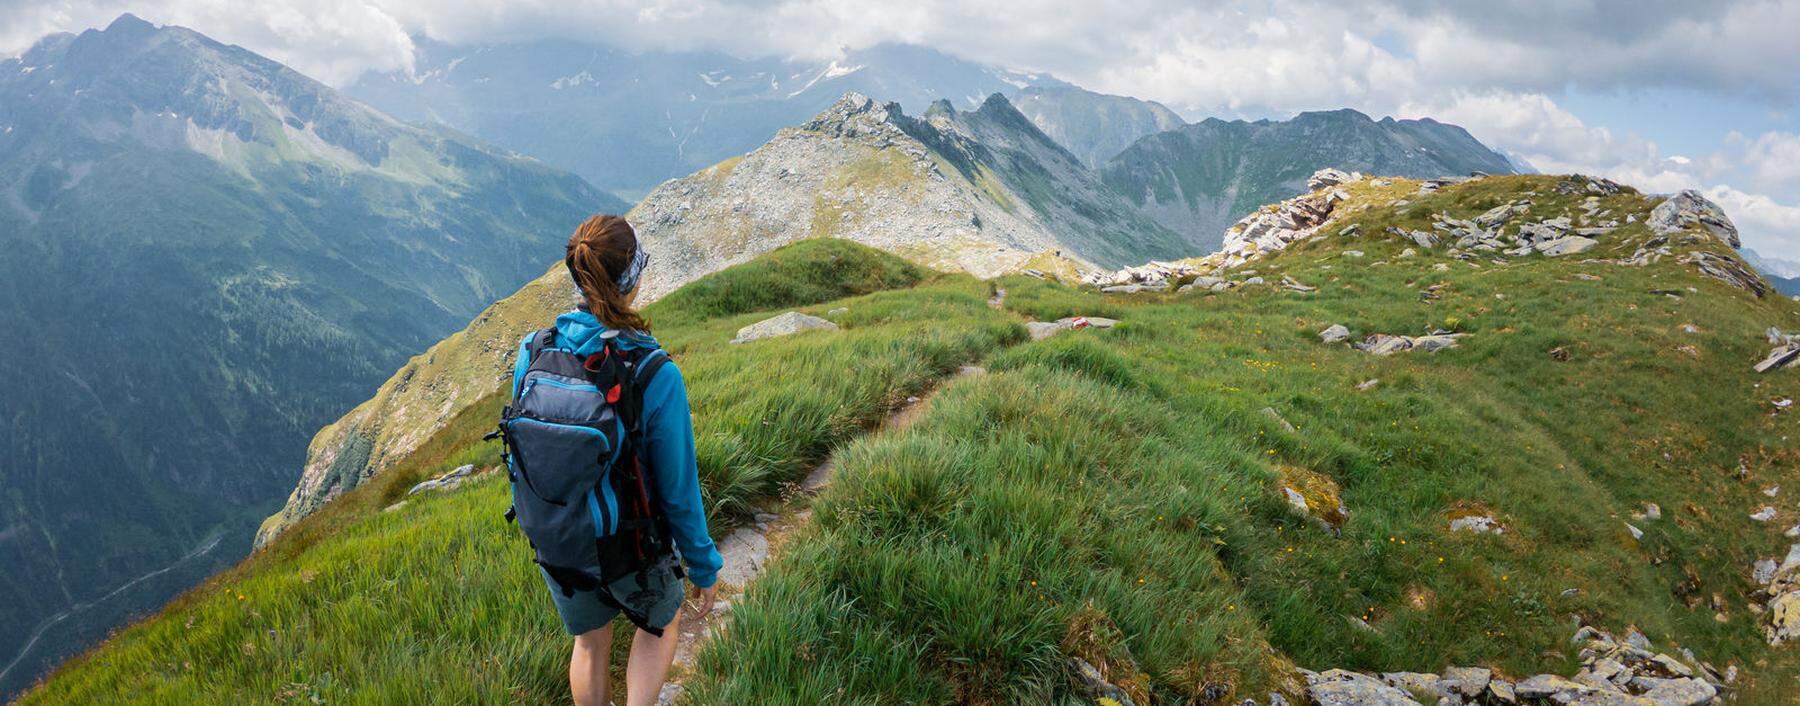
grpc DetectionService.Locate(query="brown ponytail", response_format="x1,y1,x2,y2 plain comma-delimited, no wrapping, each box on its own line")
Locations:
565,214,651,333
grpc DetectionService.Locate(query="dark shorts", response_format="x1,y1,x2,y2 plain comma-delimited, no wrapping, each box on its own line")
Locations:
540,554,686,635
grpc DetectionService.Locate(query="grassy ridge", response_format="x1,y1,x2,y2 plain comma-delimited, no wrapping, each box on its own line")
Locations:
24,178,1800,704
689,177,1800,703
20,242,1019,704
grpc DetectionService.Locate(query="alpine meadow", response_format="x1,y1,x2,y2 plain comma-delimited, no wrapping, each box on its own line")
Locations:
4,5,1800,706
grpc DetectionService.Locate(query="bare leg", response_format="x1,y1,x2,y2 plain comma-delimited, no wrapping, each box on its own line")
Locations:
623,610,683,706
570,624,614,706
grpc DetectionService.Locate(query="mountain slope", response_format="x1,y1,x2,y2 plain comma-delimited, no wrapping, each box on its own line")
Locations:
1010,85,1186,167
1100,108,1516,250
345,40,1065,197
255,90,1191,545
23,177,1800,705
0,15,618,695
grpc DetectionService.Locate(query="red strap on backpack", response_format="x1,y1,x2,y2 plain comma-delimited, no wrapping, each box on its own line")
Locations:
583,346,625,403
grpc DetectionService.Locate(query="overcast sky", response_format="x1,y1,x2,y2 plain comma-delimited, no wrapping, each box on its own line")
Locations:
8,0,1800,263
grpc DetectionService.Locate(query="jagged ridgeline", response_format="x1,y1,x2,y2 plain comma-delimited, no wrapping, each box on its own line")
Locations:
0,14,619,695
256,91,1192,546
27,174,1800,704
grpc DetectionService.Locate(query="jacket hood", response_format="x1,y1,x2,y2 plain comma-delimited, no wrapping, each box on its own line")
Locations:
553,306,660,356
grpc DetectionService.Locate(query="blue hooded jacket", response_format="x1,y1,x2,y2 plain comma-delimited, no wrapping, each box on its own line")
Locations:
544,308,723,588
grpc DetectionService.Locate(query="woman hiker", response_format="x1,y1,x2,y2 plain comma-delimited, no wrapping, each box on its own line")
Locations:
503,214,723,706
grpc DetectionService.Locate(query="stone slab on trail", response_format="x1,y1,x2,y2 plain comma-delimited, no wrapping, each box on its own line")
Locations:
1027,316,1118,341
712,527,770,588
729,311,839,344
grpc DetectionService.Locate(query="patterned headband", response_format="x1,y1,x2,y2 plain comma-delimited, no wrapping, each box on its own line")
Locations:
615,241,649,295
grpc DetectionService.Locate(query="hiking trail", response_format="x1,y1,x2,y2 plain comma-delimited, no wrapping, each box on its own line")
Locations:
657,363,989,704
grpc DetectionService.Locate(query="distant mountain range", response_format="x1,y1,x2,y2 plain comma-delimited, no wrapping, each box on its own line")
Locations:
1099,109,1520,249
346,37,1517,250
0,14,616,696
345,40,1068,198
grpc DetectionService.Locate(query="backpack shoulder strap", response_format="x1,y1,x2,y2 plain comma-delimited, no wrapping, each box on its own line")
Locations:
631,349,671,390
615,347,671,436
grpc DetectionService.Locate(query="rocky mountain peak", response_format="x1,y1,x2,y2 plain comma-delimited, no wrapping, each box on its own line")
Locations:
1292,107,1373,125
921,98,960,132
977,91,1016,112
800,91,909,140
103,12,156,35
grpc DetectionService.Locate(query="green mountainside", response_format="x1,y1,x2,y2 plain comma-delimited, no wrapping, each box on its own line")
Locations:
0,14,619,695
1101,109,1519,251
23,176,1799,705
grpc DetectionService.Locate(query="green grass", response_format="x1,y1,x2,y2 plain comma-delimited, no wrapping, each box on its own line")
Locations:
20,241,1019,705
651,238,926,328
689,176,1800,704
23,178,1800,704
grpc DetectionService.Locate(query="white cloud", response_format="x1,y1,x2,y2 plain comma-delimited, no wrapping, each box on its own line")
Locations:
1705,185,1800,259
1397,90,1654,172
1735,131,1800,192
6,2,1798,106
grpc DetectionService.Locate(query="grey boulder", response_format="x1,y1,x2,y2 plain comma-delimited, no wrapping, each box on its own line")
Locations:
1537,235,1599,257
730,311,839,344
1649,190,1739,247
1305,669,1422,706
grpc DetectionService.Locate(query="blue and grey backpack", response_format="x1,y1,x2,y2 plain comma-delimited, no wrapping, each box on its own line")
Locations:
491,326,678,631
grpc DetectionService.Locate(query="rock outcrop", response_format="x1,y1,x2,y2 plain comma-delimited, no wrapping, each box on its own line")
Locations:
1650,190,1739,248
1680,251,1768,298
1759,543,1800,645
1215,184,1349,269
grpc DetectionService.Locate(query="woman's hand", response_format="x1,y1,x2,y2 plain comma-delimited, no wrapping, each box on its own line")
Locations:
687,583,718,622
